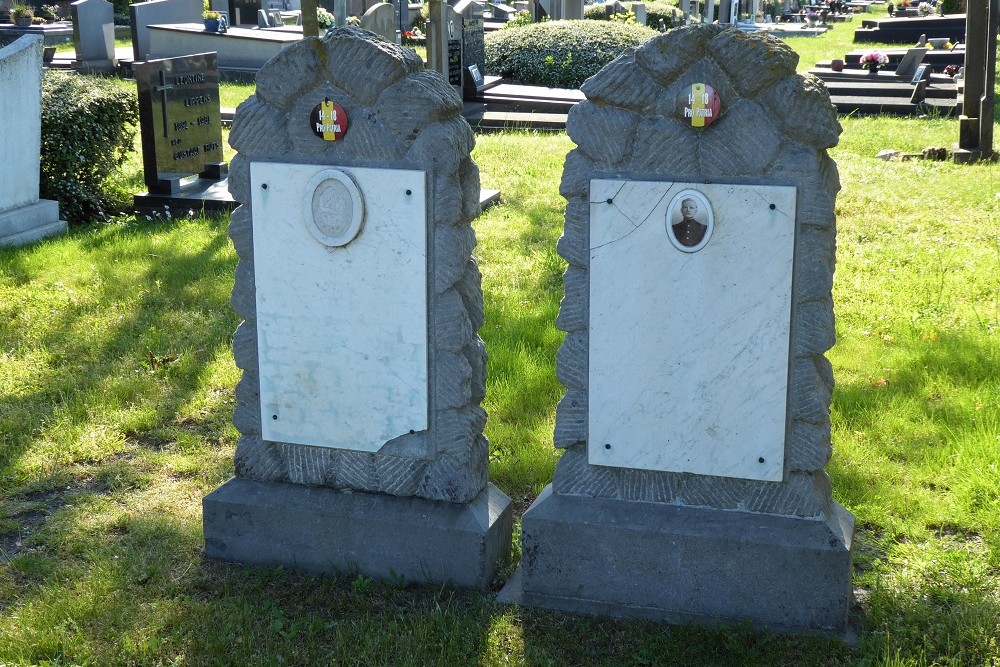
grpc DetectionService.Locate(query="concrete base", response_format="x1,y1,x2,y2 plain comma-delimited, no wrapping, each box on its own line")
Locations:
133,177,238,218
203,477,513,589
500,485,854,637
0,199,66,247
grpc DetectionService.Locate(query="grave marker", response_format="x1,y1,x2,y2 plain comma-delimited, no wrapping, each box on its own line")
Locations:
0,35,66,247
500,25,854,637
133,52,234,214
202,27,512,588
71,0,116,72
359,1,395,40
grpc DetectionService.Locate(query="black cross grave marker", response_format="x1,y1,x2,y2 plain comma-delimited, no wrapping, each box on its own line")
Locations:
152,70,174,139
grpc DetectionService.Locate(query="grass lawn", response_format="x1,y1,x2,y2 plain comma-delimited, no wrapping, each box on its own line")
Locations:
2,16,999,666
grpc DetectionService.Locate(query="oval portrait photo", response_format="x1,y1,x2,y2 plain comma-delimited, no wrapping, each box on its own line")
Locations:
665,189,713,253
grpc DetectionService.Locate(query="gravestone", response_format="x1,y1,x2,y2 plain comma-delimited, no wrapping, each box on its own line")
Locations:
133,52,234,215
632,2,647,26
129,0,202,61
426,0,463,88
499,25,854,637
455,0,484,81
0,36,66,247
359,2,395,41
71,0,116,72
202,26,512,588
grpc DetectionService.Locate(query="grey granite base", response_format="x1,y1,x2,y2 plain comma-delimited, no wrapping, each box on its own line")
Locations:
0,199,65,247
500,485,854,637
203,477,513,589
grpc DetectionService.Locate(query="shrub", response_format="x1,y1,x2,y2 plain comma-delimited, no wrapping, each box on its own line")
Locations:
939,0,964,11
485,19,656,88
643,0,684,29
584,4,610,20
40,72,138,224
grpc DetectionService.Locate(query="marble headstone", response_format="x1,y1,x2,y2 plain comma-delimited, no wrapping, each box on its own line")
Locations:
202,27,512,588
0,36,66,247
71,0,116,72
500,25,854,637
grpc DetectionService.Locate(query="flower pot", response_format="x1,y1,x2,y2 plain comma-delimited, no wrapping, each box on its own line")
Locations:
14,16,32,26
867,66,879,75
203,17,220,31
831,59,844,72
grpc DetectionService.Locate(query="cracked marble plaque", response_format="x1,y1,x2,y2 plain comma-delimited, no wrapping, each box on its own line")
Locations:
251,162,428,452
588,180,796,482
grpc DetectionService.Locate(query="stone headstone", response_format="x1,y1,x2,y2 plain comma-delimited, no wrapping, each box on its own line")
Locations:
0,36,66,247
359,2,396,41
500,25,854,637
426,0,463,87
129,0,202,61
71,0,116,72
133,52,232,214
632,2,647,26
491,2,518,19
202,27,512,588
455,0,484,82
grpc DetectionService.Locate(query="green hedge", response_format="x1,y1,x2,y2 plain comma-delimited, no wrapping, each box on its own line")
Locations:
41,72,138,224
485,19,657,88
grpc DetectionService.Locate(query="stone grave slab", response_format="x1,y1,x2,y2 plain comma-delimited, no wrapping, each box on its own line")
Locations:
203,27,512,588
499,25,854,638
0,35,66,247
359,2,396,41
71,0,116,72
133,52,235,215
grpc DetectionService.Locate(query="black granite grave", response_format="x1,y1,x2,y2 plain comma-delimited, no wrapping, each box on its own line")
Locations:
133,51,237,216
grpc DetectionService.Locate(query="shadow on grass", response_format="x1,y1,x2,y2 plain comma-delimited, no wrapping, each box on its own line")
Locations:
0,216,238,487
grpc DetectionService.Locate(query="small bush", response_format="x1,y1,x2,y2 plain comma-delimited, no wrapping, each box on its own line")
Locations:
584,4,610,20
40,72,138,224
939,0,964,11
485,19,656,88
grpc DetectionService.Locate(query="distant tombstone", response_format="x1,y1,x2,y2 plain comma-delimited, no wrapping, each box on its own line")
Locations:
500,25,854,637
454,0,484,83
202,27,512,588
426,0,463,87
491,2,518,19
632,1,647,26
559,0,582,19
129,0,202,60
133,52,233,214
0,36,66,247
359,2,396,41
71,0,116,73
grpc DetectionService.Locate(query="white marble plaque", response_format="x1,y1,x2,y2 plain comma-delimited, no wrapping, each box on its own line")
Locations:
251,162,428,452
587,180,796,481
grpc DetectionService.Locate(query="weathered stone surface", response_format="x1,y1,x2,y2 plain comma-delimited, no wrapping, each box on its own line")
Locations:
550,24,843,518
255,36,325,110
760,74,840,150
708,28,798,97
567,102,639,167
219,27,494,505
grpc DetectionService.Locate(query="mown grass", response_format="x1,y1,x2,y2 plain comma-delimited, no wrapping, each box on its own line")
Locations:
2,21,999,667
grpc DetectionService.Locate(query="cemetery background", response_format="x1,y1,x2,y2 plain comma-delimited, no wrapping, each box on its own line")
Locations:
0,16,999,665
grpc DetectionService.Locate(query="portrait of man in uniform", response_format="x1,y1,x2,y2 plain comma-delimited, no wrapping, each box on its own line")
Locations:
666,190,713,252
